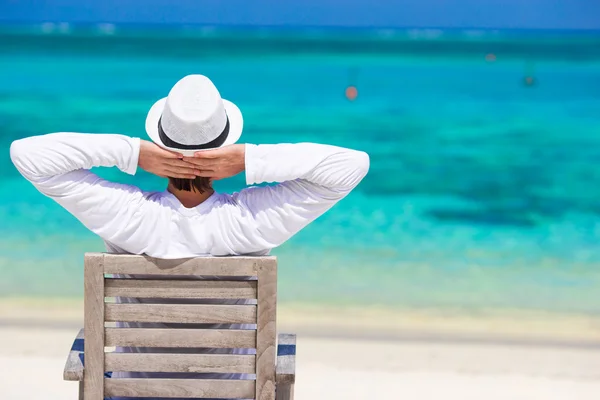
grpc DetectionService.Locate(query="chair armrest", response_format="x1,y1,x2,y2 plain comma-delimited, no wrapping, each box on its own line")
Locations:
276,333,296,384
64,328,84,381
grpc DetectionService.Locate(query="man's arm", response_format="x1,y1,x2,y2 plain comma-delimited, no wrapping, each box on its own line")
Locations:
9,133,196,254
186,143,370,255
11,133,141,184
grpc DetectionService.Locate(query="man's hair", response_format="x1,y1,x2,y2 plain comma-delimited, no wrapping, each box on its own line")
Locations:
169,177,212,193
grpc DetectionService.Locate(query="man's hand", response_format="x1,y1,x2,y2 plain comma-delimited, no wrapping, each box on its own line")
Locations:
183,144,245,180
138,140,200,179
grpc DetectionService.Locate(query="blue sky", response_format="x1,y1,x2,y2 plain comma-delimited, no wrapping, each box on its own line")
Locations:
1,0,599,30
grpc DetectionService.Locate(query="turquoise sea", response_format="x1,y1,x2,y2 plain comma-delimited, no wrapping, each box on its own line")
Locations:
1,25,600,313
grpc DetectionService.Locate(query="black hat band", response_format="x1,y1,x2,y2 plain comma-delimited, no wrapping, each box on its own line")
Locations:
158,115,230,150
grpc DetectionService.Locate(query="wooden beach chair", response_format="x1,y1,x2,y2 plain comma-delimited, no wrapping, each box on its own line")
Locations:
63,253,296,400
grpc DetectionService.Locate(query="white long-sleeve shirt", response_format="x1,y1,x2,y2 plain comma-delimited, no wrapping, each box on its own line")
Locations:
10,133,369,386
10,133,369,258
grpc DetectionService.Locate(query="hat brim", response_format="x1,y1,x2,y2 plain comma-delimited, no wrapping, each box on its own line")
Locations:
145,97,243,156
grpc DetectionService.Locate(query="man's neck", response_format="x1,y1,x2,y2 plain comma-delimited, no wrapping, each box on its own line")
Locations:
167,184,215,209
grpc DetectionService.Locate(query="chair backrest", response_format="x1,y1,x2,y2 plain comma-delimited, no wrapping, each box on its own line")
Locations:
83,253,277,400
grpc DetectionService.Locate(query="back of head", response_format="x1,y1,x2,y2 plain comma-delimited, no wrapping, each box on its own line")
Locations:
169,177,212,193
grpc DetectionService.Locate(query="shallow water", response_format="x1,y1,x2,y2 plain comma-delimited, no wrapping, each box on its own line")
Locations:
1,25,600,313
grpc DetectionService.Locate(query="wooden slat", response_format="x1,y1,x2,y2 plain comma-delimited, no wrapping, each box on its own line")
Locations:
102,253,270,276
105,328,257,348
104,378,255,398
105,353,256,373
83,253,105,400
256,258,278,400
276,384,294,400
105,304,257,324
63,328,84,381
105,278,257,299
276,334,296,385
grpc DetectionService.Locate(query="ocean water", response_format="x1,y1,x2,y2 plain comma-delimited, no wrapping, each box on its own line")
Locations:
1,25,600,314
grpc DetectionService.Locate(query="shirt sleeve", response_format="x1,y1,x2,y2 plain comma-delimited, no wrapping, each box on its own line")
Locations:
221,143,370,255
10,132,156,254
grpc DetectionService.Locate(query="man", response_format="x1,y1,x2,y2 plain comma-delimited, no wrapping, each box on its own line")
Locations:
10,75,369,258
10,74,369,389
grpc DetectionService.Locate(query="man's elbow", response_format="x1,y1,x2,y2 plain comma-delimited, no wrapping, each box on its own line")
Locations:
340,150,370,191
10,137,38,180
9,139,27,171
354,150,370,180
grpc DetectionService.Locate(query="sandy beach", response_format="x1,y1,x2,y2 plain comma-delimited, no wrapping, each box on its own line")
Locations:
2,301,600,399
2,326,600,400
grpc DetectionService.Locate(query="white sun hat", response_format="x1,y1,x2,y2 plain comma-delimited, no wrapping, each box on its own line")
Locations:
145,75,243,156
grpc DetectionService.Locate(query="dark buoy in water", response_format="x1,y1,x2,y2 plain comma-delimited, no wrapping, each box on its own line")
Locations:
345,85,358,101
523,76,536,87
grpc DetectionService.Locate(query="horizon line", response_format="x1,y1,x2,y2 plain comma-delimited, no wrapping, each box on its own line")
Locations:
1,20,600,34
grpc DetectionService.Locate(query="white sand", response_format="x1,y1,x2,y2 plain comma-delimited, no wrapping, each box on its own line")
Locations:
1,326,600,399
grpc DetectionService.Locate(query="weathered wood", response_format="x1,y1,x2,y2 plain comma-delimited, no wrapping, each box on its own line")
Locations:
63,328,84,381
276,333,297,385
105,304,257,324
78,381,84,400
256,258,278,400
276,383,295,400
83,253,105,400
105,328,257,348
105,278,257,299
105,353,256,373
102,253,270,276
66,255,288,400
275,334,296,399
104,378,256,398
